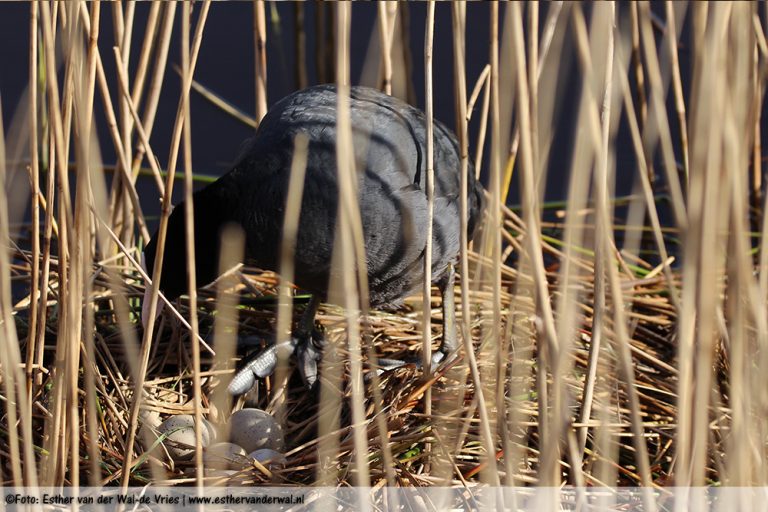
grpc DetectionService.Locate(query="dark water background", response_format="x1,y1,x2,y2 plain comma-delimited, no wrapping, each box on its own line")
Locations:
1,2,757,251
0,4,611,213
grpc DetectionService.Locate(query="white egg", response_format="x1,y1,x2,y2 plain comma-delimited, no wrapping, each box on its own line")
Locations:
157,414,212,461
229,408,285,453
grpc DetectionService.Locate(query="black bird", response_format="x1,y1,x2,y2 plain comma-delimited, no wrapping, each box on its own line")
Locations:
142,84,485,393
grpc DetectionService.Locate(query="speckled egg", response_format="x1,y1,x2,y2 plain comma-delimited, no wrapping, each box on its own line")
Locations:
204,442,248,470
157,414,212,461
228,408,285,453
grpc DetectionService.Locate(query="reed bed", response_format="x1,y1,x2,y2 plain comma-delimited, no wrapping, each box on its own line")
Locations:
0,0,765,496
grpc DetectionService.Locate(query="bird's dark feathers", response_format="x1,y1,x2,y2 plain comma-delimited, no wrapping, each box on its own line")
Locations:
144,84,485,308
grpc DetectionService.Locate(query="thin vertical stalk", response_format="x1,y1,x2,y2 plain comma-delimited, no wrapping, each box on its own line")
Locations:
0,85,35,489
209,225,244,444
422,0,435,415
578,0,616,457
80,0,102,484
25,0,40,399
451,0,497,487
378,2,397,95
254,0,267,123
273,134,308,426
180,2,204,487
483,1,503,487
665,1,690,188
294,3,307,89
334,1,370,488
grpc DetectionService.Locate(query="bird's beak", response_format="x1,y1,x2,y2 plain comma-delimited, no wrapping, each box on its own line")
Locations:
141,253,164,332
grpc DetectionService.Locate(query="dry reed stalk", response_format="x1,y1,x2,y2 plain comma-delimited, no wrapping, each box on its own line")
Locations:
508,1,562,487
722,5,762,486
577,0,615,459
330,1,369,487
520,1,565,204
129,2,162,116
664,1,690,187
120,0,211,489
377,2,397,95
75,2,151,243
33,73,57,424
422,0,435,416
0,75,37,490
450,0,472,483
475,1,503,489
669,0,708,488
179,2,204,486
25,0,40,399
112,0,131,245
294,3,307,89
613,39,680,310
109,1,160,244
65,7,87,483
113,50,167,198
467,64,490,124
273,134,309,423
38,0,77,485
315,2,327,84
637,2,687,228
254,0,267,123
131,2,177,181
79,0,103,484
629,3,648,139
187,73,258,128
754,15,768,217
